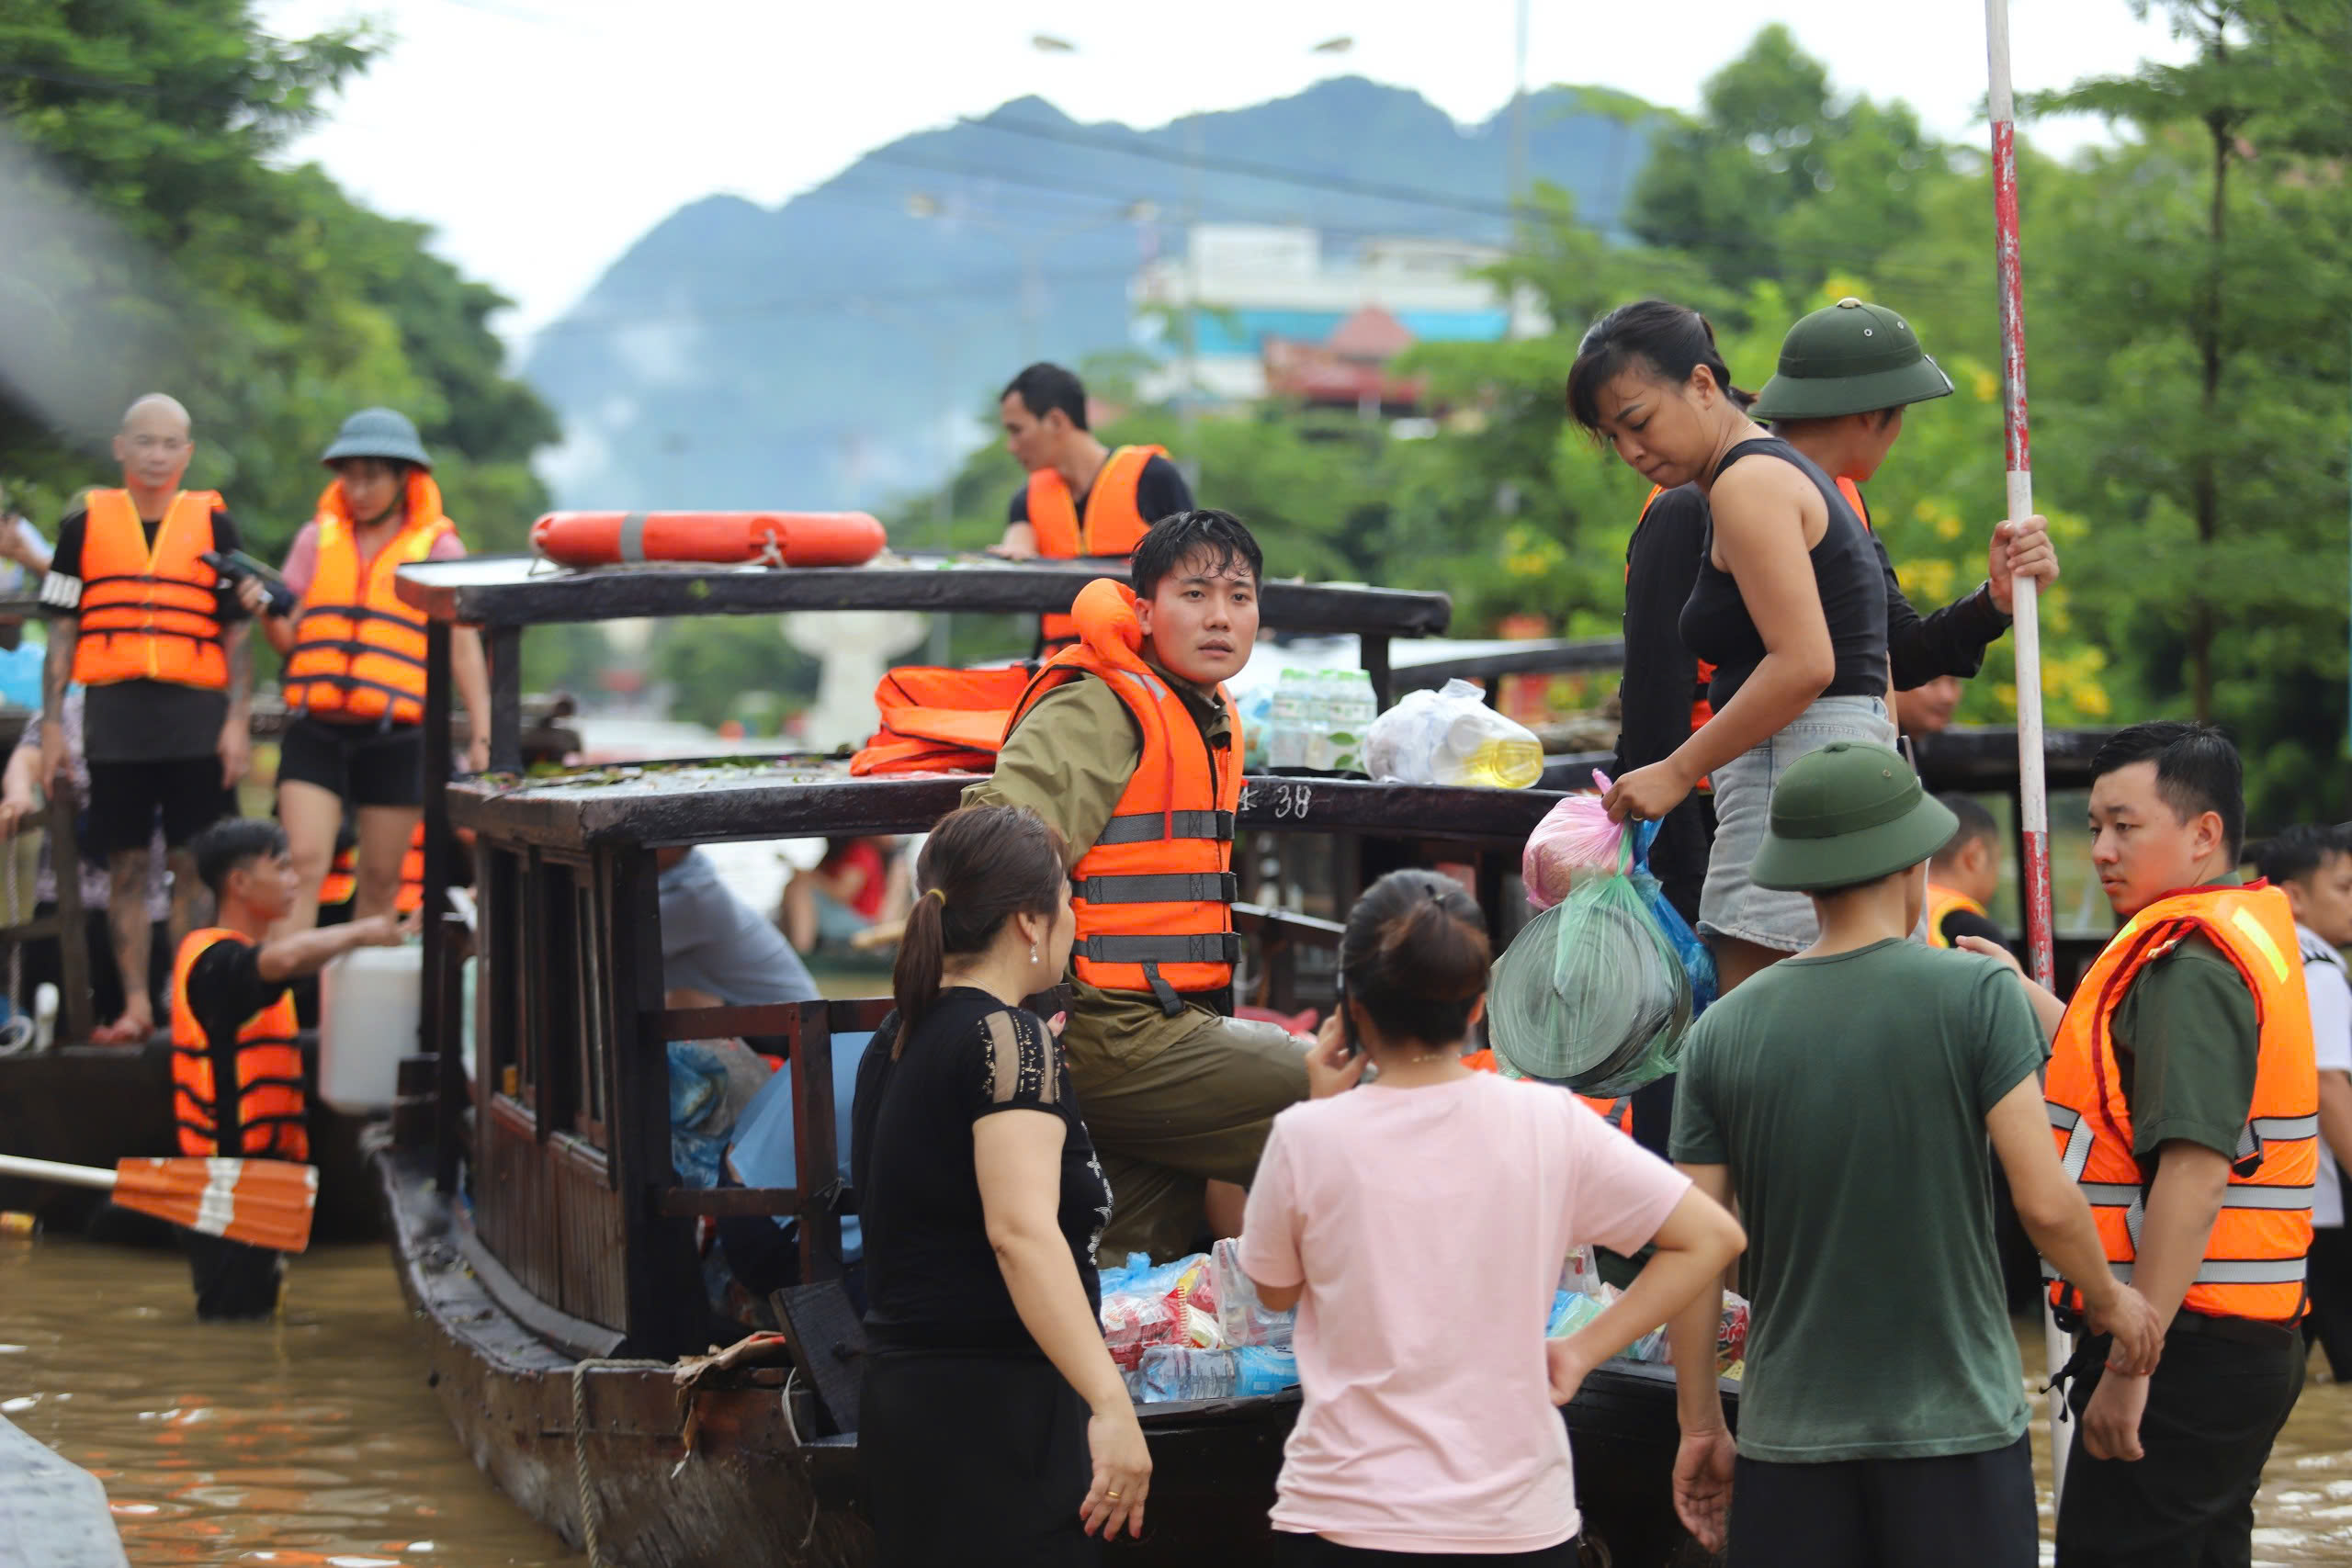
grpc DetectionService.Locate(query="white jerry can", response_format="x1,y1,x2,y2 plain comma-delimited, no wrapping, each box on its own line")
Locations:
318,944,424,1113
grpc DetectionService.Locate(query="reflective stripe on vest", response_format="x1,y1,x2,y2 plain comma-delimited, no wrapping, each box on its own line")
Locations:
1925,884,1989,949
2042,883,2317,1323
1007,577,1241,1015
282,473,453,726
169,928,307,1162
1029,446,1167,644
71,490,227,690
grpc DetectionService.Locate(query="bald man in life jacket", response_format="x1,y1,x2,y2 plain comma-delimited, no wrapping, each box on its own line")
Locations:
990,362,1194,654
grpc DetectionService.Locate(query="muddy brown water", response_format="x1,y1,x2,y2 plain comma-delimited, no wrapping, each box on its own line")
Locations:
6,1235,2352,1565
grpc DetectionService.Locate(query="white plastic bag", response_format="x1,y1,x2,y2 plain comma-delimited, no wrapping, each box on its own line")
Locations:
1364,679,1543,789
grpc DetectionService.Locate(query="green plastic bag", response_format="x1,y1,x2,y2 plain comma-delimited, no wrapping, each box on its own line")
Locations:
1487,833,1693,1096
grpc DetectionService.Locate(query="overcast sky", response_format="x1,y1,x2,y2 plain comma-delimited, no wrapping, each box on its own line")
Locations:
255,0,2189,346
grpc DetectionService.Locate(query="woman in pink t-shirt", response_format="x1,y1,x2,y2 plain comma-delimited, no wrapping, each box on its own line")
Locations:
1238,871,1745,1564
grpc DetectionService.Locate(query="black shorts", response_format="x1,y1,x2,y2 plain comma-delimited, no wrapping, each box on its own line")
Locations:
1727,1434,2036,1568
277,716,424,809
862,1349,1092,1567
85,756,235,856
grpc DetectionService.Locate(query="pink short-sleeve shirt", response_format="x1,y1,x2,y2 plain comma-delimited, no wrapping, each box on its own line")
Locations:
1238,1073,1690,1552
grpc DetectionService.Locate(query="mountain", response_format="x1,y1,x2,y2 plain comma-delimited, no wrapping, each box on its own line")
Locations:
522,77,1652,514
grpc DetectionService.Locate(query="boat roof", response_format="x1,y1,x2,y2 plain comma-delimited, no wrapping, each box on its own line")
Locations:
396,551,1452,637
449,758,1563,852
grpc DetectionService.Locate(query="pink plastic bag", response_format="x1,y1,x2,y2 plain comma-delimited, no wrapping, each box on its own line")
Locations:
1521,772,1625,910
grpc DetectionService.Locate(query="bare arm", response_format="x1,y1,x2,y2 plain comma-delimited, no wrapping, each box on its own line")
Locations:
992,521,1041,559
254,911,403,983
1606,465,1838,822
0,741,40,836
1552,1183,1746,1403
452,625,492,772
1986,1076,2161,1370
41,615,73,729
975,1110,1149,1538
2131,1141,2232,1329
1663,1163,1739,1553
223,620,253,715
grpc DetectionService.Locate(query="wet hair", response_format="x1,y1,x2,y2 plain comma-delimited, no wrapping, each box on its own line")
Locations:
1130,509,1262,601
2091,721,2245,862
191,818,288,900
1930,794,2000,868
2252,823,2351,888
1339,869,1492,1049
1566,299,1753,436
1001,362,1089,430
890,805,1070,1056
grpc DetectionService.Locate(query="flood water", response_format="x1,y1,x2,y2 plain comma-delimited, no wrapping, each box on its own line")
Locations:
6,1232,2352,1566
2,1235,571,1566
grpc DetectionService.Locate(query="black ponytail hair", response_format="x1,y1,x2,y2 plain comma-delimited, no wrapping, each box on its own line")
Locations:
890,805,1070,1056
1338,869,1492,1050
1565,299,1755,436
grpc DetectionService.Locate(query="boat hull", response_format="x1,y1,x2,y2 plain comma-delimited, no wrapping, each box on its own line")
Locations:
374,1134,1711,1567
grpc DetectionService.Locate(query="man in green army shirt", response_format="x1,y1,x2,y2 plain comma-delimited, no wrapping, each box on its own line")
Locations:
1664,741,2160,1565
965,510,1307,1260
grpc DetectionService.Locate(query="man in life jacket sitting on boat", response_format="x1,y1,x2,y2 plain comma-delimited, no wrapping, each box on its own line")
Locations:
171,818,408,1319
1969,722,2315,1567
39,393,256,1043
990,362,1195,653
1926,793,2007,951
966,510,1308,1262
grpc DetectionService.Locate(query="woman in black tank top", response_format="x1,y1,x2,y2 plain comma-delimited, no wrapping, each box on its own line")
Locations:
1568,300,1892,992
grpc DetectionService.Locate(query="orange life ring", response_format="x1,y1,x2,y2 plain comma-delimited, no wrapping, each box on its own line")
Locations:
529,511,886,569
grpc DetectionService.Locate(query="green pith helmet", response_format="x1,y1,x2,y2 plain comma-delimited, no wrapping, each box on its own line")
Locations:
320,407,432,470
1748,298,1955,423
1749,741,1960,893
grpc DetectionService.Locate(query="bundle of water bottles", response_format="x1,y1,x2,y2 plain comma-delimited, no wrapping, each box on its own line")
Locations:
1247,668,1382,774
1098,1239,1301,1404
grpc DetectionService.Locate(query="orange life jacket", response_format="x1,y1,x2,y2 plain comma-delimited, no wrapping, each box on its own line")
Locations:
282,473,454,726
170,928,307,1161
1463,1048,1634,1132
1028,446,1167,646
71,489,228,690
849,665,1036,776
2043,882,2316,1324
318,825,425,913
1006,578,1241,1014
1925,883,1989,949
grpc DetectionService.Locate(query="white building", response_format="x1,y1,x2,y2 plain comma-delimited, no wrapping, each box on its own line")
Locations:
1130,224,1549,404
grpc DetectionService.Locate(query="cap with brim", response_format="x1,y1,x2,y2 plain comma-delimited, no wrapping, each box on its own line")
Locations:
1748,298,1956,423
1749,740,1960,892
320,407,432,470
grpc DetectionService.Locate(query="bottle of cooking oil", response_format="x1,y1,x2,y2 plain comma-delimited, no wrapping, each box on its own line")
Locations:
1433,707,1544,789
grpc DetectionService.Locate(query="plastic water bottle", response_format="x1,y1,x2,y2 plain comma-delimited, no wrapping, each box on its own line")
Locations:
1432,706,1544,789
1266,671,1306,770
1325,671,1377,775
1233,1345,1301,1395
1294,672,1330,773
1137,1345,1238,1403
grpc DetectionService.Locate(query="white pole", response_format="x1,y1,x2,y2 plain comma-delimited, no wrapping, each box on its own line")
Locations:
0,1152,117,1191
1985,0,2075,1507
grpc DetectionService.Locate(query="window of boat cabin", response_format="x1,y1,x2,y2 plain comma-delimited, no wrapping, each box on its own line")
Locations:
571,870,611,1145
480,845,530,1120
527,855,608,1147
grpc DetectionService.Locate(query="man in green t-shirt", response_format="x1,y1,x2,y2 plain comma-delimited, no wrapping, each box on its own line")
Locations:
1664,741,2161,1565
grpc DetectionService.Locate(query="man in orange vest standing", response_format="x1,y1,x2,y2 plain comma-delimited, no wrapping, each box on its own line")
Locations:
1967,722,2315,1566
967,510,1306,1261
171,818,403,1317
991,363,1193,652
39,394,255,1043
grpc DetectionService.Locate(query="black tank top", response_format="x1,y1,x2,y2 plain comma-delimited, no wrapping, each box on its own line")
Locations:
1678,437,1888,710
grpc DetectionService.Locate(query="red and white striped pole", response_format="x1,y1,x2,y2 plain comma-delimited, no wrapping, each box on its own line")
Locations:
1986,0,2075,1503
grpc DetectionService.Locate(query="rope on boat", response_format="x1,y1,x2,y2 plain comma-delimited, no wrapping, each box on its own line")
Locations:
569,1356,669,1567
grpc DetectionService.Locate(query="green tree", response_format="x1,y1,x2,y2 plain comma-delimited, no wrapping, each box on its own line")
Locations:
2031,0,2352,822
0,0,553,563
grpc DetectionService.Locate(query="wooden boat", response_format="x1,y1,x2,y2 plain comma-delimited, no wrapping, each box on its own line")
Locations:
373,550,2114,1567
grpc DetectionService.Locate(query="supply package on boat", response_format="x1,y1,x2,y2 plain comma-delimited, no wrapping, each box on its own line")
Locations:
529,510,886,569
1364,678,1543,789
1097,1243,1302,1404
1487,821,1713,1096
1521,773,1627,910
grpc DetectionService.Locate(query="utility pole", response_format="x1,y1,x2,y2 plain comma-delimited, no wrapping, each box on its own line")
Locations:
1508,0,1530,225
